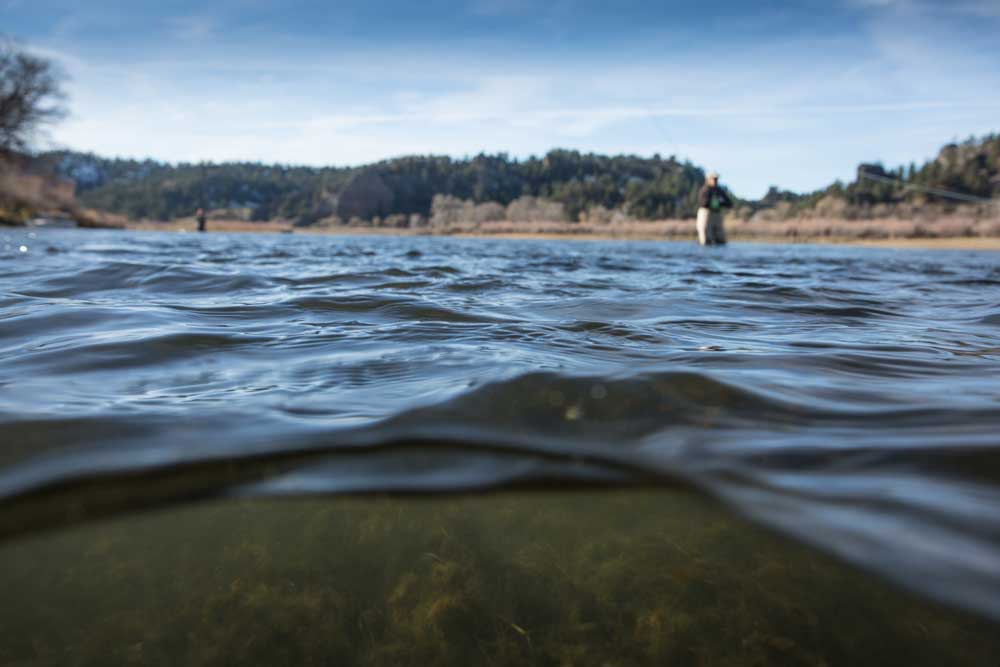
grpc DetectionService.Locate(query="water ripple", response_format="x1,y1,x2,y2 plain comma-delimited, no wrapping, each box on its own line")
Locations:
1,229,999,621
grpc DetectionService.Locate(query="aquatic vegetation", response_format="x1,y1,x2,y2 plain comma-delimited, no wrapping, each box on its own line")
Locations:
2,233,1000,664
1,492,996,666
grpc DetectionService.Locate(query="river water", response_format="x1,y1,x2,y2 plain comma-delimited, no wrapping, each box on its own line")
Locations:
1,229,999,664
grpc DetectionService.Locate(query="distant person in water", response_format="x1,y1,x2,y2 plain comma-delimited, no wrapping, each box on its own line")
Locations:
196,208,207,233
696,172,733,246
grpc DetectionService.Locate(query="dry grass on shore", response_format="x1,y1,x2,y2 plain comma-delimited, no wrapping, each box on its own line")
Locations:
127,218,296,233
124,214,1000,250
1,161,126,228
434,214,1000,241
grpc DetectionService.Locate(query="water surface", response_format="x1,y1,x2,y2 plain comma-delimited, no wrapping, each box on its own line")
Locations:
1,229,999,631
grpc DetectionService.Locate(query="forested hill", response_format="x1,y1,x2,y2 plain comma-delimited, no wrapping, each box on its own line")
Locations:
38,150,706,225
37,134,1000,225
743,134,1000,221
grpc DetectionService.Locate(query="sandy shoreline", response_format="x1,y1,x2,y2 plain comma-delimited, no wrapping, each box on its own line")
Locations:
824,237,1000,250
121,220,1000,250
443,232,1000,250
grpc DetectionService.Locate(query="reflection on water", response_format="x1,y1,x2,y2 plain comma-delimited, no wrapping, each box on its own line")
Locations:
1,491,996,666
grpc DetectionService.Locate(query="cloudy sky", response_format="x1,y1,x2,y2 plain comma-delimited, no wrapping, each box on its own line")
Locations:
4,0,1000,197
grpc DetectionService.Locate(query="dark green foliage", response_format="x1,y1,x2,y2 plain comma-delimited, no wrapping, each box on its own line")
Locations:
745,134,1000,219
34,134,1000,225
1,491,996,666
40,151,337,222
38,149,707,224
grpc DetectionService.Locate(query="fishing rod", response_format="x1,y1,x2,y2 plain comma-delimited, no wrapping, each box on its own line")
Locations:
858,170,995,205
644,109,681,163
640,111,994,208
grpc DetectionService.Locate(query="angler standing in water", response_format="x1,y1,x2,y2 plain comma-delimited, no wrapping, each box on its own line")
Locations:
196,208,207,233
696,172,733,246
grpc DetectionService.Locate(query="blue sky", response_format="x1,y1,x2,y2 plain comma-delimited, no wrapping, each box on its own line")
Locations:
4,0,1000,197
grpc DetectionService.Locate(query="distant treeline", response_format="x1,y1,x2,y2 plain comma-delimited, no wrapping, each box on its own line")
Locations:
37,134,1000,226
741,134,1000,222
39,150,706,225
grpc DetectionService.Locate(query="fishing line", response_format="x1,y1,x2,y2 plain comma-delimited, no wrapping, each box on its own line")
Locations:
858,169,995,205
644,107,682,165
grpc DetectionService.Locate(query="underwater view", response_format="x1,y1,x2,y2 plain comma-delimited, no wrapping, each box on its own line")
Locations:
4,0,1000,662
3,493,1000,667
1,229,999,664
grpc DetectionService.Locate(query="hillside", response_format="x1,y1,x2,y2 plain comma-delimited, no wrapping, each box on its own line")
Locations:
0,152,122,228
740,134,1000,222
39,150,706,226
31,134,1000,229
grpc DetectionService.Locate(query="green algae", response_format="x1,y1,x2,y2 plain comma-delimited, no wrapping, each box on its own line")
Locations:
0,491,996,666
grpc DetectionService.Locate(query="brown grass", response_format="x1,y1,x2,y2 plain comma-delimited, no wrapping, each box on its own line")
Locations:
121,214,1000,250
0,163,76,224
422,214,1000,247
1,158,124,228
127,218,297,233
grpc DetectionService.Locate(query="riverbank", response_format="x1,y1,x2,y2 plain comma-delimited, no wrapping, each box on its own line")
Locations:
122,216,1000,250
451,234,1000,251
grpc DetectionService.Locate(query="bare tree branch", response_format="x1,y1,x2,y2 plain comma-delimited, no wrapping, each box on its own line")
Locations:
0,36,67,156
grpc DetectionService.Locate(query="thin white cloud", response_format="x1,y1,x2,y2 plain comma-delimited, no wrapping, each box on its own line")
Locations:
467,0,577,38
167,15,217,42
467,0,535,16
846,0,1000,16
25,2,1000,198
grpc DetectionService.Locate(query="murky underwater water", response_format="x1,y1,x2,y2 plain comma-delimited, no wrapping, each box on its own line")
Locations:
1,229,999,663
2,492,998,667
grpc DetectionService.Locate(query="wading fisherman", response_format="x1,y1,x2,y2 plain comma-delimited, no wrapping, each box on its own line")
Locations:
696,172,732,246
196,208,207,233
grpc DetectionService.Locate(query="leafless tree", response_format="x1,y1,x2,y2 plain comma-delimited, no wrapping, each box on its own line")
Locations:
0,37,66,155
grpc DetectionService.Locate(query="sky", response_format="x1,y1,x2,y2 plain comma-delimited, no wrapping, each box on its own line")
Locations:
3,0,1000,197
